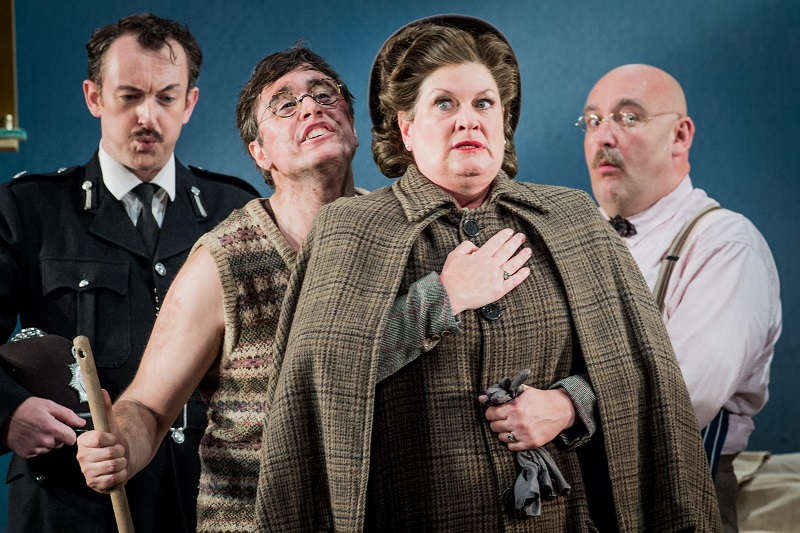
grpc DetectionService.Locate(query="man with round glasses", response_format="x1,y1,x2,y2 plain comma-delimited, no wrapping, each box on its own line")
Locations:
581,63,782,532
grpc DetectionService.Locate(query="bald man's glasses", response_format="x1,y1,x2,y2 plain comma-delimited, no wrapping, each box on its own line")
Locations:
576,111,681,133
266,78,342,118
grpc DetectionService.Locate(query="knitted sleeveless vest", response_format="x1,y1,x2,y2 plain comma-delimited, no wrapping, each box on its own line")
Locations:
194,199,294,532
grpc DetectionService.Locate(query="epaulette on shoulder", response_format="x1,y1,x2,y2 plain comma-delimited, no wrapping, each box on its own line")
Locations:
188,165,258,194
188,165,242,183
7,166,79,183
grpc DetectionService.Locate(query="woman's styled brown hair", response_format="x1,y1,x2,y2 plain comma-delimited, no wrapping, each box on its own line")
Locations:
369,16,521,178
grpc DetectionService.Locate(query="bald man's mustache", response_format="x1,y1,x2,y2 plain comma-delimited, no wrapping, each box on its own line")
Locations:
130,128,164,143
592,148,625,170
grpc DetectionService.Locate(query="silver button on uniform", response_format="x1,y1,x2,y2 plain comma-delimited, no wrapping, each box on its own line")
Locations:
154,262,167,277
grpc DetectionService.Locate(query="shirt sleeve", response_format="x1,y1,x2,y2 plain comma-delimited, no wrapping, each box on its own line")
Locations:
664,235,780,429
550,374,596,448
376,271,461,383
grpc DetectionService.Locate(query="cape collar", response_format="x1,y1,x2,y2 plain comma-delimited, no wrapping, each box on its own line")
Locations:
392,165,549,223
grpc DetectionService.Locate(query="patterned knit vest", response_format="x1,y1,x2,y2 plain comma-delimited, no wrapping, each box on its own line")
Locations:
194,199,293,532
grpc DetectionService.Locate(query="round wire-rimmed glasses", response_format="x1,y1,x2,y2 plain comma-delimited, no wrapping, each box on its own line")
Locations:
266,78,342,118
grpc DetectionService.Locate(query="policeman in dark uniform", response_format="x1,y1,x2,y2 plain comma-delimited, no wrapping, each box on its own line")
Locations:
0,13,257,532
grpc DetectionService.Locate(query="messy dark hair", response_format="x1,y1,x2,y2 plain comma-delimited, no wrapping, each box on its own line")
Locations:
86,12,202,90
235,46,354,187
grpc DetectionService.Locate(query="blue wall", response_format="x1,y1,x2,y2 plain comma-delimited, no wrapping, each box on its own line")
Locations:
1,0,798,526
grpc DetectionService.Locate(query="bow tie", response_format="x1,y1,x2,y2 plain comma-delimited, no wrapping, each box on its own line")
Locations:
609,214,637,238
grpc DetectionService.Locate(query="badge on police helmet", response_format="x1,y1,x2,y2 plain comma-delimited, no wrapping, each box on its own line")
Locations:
0,328,91,427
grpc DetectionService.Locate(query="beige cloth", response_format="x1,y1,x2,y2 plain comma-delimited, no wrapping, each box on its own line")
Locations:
735,452,800,532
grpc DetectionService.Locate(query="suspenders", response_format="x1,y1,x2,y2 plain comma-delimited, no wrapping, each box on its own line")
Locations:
651,204,728,479
652,204,722,314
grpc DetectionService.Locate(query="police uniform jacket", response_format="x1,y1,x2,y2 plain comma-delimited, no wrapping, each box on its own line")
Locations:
0,152,258,532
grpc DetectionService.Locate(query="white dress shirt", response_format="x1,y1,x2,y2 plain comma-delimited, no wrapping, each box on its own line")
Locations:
98,142,176,228
602,176,782,454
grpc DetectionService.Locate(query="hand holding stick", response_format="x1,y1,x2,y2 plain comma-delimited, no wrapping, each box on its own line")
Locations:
73,335,134,533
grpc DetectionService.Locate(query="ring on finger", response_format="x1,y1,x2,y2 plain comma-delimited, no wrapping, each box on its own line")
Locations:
507,432,516,442
501,268,510,280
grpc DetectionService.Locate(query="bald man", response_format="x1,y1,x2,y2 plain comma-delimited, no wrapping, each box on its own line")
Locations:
580,64,782,532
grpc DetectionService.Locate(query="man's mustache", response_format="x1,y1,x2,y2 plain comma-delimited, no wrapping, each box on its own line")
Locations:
592,148,624,169
130,128,164,143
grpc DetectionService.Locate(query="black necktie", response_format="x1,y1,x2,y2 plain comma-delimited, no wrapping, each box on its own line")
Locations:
609,214,637,238
133,183,160,255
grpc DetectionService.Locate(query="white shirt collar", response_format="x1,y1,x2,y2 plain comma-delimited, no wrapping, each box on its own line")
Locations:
600,175,693,245
97,142,177,201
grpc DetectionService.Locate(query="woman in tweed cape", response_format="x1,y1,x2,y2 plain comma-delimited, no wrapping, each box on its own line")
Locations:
255,15,720,532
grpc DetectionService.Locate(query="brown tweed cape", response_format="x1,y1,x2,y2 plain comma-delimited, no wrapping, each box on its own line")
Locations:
254,169,720,531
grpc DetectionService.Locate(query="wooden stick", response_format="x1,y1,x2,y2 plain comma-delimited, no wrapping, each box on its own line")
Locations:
73,335,135,533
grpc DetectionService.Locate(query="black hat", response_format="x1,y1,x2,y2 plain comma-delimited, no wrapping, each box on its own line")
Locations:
0,329,88,412
368,14,522,132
